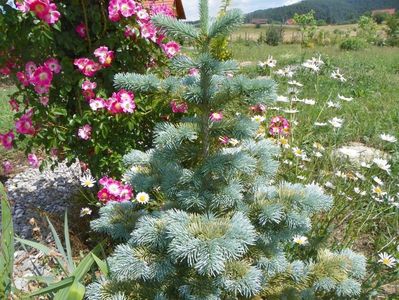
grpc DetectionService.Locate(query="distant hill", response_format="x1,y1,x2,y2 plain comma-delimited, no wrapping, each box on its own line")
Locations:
245,0,399,24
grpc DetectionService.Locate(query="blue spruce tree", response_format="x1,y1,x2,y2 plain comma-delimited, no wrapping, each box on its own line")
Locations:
87,1,366,299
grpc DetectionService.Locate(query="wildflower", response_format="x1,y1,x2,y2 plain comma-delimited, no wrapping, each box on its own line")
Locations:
75,23,87,38
210,112,223,122
378,253,396,268
25,61,37,77
29,0,50,19
297,175,305,180
314,122,328,127
269,116,290,136
327,101,341,109
354,187,366,196
283,109,299,114
119,185,133,201
136,192,150,204
372,176,384,186
292,147,305,158
28,153,40,168
0,130,15,150
328,117,344,128
170,100,188,113
278,136,290,148
80,207,92,217
74,58,101,77
44,58,61,74
288,80,303,87
140,22,157,41
80,174,96,188
275,66,294,78
124,25,139,39
372,186,386,197
250,103,266,113
303,99,316,105
314,151,323,158
380,133,397,143
276,95,289,103
331,69,346,82
2,161,12,174
162,41,181,58
354,172,365,181
98,188,113,203
251,115,265,123
338,94,353,102
78,124,92,140
373,158,391,174
360,161,371,168
313,142,325,151
324,181,335,189
259,56,276,68
293,235,308,245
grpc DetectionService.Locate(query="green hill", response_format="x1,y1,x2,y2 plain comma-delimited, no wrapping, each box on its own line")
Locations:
245,0,399,24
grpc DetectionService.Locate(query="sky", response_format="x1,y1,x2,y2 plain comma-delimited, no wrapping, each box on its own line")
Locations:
182,0,302,20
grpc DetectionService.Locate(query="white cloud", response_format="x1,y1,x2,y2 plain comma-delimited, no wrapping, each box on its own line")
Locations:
182,0,302,20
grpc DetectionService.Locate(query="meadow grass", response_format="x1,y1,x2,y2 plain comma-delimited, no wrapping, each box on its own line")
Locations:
231,43,399,295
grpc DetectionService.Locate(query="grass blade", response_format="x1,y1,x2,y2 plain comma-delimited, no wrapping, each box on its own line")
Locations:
46,216,73,273
0,183,14,299
64,210,74,270
92,253,109,276
27,276,75,297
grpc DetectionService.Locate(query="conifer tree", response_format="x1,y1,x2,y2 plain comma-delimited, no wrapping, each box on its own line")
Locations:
87,1,366,299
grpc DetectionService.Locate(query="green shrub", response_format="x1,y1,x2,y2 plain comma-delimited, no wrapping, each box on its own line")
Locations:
340,38,367,51
264,26,283,46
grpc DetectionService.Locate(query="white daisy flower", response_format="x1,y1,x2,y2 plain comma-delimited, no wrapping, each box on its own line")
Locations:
80,207,92,217
276,95,289,102
265,55,277,68
229,139,240,146
324,181,335,189
314,122,328,127
331,69,347,82
373,158,391,174
303,99,316,105
380,133,397,143
136,192,150,204
293,235,308,245
338,94,353,102
252,115,265,123
80,174,96,188
288,80,303,87
372,185,386,197
328,117,344,128
360,161,371,168
327,101,341,109
378,252,397,268
292,147,305,158
372,176,384,186
283,109,299,114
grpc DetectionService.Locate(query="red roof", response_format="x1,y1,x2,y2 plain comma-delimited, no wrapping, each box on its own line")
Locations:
371,8,396,16
143,0,186,19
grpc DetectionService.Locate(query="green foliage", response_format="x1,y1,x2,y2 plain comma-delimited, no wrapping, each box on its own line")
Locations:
293,11,317,46
16,212,108,299
87,1,366,299
264,26,283,46
340,37,367,50
358,15,378,42
245,0,399,24
0,183,14,299
373,12,389,24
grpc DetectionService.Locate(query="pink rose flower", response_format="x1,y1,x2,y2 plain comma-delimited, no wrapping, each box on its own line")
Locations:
78,124,92,140
31,65,53,86
28,153,40,168
75,23,87,38
16,71,30,87
170,100,188,113
15,112,35,135
89,98,106,111
82,80,97,91
44,58,61,74
162,41,181,58
210,112,223,122
0,130,15,150
2,161,13,174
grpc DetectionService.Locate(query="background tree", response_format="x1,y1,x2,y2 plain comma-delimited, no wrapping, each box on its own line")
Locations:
86,0,366,299
293,10,317,46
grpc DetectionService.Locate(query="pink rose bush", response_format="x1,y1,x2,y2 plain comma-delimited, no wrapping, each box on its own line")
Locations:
269,116,290,136
0,0,182,177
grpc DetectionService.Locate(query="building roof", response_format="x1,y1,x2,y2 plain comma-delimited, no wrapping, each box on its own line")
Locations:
371,8,396,16
251,18,267,24
143,0,186,19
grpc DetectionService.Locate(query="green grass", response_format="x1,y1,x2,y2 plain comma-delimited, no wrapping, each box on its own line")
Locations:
232,44,399,148
230,43,399,295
